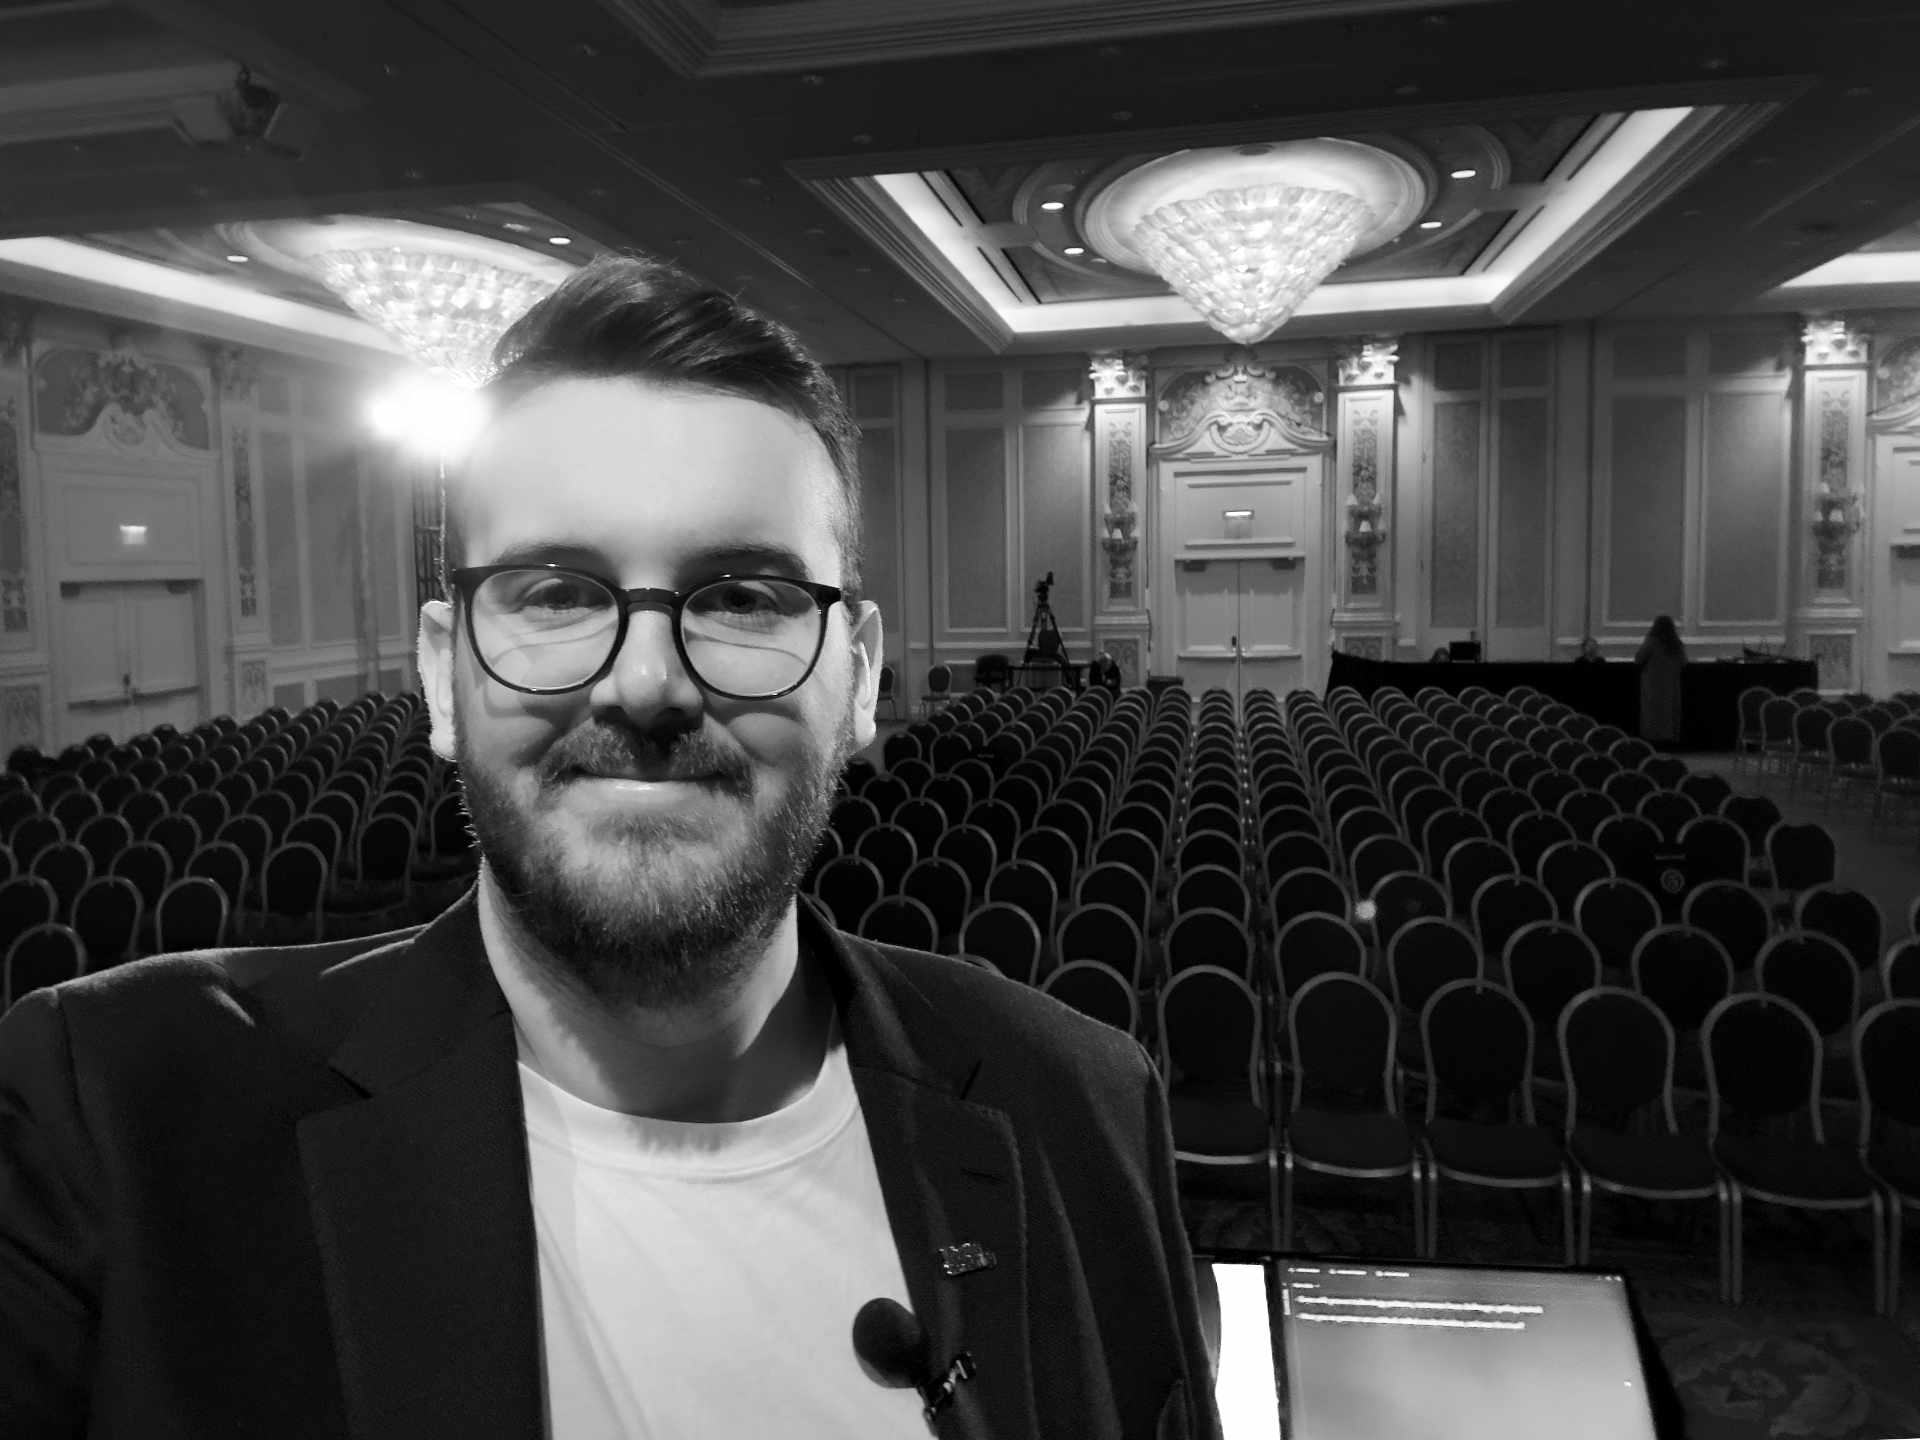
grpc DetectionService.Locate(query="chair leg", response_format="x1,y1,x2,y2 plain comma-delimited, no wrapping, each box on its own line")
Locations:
1730,1186,1745,1304
1561,1172,1575,1267
1716,1184,1732,1306
1426,1168,1439,1259
1281,1151,1295,1252
1578,1172,1593,1265
1890,1197,1904,1318
1268,1151,1281,1255
1871,1191,1887,1317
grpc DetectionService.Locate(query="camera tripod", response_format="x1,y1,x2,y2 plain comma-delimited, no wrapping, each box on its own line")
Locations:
1023,574,1080,688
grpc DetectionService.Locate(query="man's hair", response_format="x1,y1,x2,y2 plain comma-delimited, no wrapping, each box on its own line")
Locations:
440,253,864,618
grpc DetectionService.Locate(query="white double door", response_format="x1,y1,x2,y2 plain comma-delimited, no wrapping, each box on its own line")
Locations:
58,580,203,748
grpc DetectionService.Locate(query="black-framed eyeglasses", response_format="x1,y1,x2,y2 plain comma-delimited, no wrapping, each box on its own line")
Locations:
448,563,846,699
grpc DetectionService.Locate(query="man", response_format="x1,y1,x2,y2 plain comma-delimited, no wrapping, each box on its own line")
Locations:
0,255,1223,1438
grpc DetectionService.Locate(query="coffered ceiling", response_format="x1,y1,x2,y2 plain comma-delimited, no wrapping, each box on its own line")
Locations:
1,0,1918,366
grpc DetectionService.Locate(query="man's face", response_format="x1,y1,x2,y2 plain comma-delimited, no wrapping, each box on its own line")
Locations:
417,377,880,1014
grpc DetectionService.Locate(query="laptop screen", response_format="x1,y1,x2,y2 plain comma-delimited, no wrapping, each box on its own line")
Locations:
1200,1257,1661,1440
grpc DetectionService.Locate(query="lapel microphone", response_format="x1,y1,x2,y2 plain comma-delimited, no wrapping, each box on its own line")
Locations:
852,1297,977,1432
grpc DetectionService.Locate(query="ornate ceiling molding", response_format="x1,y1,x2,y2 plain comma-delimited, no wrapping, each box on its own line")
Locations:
1800,315,1869,368
605,0,1513,78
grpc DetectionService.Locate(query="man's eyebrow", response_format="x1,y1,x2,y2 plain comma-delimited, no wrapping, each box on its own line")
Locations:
483,540,814,579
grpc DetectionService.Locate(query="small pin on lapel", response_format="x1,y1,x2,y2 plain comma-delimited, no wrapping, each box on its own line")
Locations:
937,1241,997,1276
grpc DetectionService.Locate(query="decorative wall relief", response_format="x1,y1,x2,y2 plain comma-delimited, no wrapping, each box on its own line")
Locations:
1343,635,1385,659
1100,414,1139,600
1338,337,1398,607
1089,351,1149,401
1812,385,1860,591
239,659,269,717
207,344,261,401
1809,633,1853,692
1,683,42,754
232,423,258,619
1153,350,1330,457
1089,352,1147,606
1872,335,1920,427
0,395,27,633
1344,407,1386,595
1801,317,1869,369
34,342,211,450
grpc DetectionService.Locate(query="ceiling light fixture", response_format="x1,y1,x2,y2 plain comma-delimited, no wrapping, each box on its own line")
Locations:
547,236,572,245
257,216,574,389
226,254,249,263
1418,219,1443,229
1449,168,1477,179
1040,201,1066,212
1132,183,1373,344
1063,245,1085,255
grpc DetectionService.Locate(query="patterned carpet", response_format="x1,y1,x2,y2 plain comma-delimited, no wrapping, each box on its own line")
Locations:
1181,1172,1920,1440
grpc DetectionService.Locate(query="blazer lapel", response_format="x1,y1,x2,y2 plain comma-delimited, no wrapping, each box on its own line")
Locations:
298,890,546,1440
804,895,1038,1440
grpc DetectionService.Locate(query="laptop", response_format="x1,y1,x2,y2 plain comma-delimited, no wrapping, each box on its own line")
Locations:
1193,1251,1673,1440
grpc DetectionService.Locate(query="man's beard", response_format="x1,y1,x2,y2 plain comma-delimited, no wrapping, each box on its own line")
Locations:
455,689,858,1014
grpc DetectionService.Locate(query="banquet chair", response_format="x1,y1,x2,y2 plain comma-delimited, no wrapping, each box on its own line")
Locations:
1041,960,1137,1037
1701,993,1890,1313
1283,972,1425,1256
1853,1000,1920,1314
958,903,1043,987
1161,965,1279,1247
1416,979,1574,1263
1558,987,1730,1299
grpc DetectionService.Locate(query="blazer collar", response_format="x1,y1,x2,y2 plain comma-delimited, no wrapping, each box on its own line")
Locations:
299,886,1035,1440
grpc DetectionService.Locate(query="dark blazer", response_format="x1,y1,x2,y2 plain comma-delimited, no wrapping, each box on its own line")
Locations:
0,885,1222,1440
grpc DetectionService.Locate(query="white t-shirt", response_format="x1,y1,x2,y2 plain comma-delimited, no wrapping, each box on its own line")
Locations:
516,1005,929,1439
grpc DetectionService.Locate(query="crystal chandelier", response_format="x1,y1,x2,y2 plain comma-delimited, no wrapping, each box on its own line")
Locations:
1132,183,1374,345
308,246,557,388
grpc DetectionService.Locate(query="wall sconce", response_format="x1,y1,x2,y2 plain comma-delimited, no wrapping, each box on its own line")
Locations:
1223,508,1253,541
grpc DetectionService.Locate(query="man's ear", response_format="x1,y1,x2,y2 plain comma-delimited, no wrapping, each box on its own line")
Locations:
417,599,458,763
847,600,883,752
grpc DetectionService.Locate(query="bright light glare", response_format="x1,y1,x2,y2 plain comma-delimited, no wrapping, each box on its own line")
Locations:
367,373,488,462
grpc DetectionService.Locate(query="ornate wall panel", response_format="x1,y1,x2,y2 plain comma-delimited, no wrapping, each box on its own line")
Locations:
0,682,42,754
1089,351,1149,682
1604,394,1688,624
260,429,302,645
1493,395,1549,628
238,657,269,716
1429,399,1481,628
1795,317,1869,690
1701,390,1787,623
0,389,28,636
942,426,1008,633
230,423,259,622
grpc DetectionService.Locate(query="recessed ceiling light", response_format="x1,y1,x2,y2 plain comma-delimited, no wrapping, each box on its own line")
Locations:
1418,220,1443,230
1449,168,1477,179
548,236,572,245
1040,201,1066,212
1063,246,1085,256
1091,257,1109,264
225,254,249,263
502,221,531,233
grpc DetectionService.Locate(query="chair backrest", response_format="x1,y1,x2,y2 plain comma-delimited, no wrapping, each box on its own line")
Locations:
71,876,143,972
1289,972,1397,1114
1853,1001,1920,1144
1503,920,1602,1034
858,894,940,951
1386,917,1482,1017
155,875,231,954
1630,924,1734,1035
261,841,329,914
1701,992,1825,1141
1754,931,1858,1038
1793,884,1883,974
1472,874,1556,966
4,921,85,1008
1884,938,1920,1001
1421,978,1535,1124
1559,987,1677,1135
1273,912,1366,1003
1366,870,1447,951
957,902,1043,986
1537,840,1613,921
1041,960,1136,1036
1160,965,1261,1097
1573,876,1661,974
1765,816,1835,886
1165,907,1251,981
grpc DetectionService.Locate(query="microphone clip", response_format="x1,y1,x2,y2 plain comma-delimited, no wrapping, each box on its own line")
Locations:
920,1350,977,1427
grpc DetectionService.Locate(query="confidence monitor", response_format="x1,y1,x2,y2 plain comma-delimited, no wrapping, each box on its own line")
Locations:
1194,1252,1675,1440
